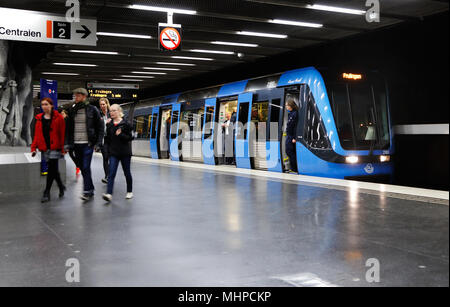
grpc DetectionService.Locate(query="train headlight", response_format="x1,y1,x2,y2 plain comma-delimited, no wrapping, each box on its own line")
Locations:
380,155,391,163
345,156,359,164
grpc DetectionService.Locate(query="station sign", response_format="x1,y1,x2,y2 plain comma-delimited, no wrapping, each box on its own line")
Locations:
0,7,96,46
87,83,139,100
158,23,182,51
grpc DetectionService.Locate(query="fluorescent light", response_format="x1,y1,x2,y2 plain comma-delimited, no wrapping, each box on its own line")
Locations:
156,62,196,66
121,75,155,79
132,71,167,75
270,19,323,28
211,41,258,48
53,62,97,67
69,50,119,55
143,67,180,71
190,49,235,55
112,78,143,82
42,72,79,76
306,4,366,15
129,4,197,15
172,56,214,61
97,32,152,39
345,156,359,164
237,31,287,39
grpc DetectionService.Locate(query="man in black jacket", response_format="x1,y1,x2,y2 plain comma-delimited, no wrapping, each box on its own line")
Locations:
65,88,104,200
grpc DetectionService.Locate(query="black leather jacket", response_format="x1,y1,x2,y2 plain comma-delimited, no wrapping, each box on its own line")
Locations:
65,102,104,149
105,120,134,157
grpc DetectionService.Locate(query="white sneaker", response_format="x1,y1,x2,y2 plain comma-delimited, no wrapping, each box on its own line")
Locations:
102,193,112,202
126,192,133,199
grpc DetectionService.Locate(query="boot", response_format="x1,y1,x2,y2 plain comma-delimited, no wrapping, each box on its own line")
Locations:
41,191,50,203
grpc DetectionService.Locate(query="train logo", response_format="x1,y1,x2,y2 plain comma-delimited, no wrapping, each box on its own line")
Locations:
364,163,375,174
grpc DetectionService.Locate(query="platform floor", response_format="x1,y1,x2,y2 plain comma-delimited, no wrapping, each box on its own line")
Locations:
0,154,448,287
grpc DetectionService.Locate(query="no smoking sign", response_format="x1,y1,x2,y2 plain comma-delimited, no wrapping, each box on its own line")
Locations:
159,25,182,51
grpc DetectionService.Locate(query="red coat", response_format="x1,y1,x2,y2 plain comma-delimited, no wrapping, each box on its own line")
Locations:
31,110,66,153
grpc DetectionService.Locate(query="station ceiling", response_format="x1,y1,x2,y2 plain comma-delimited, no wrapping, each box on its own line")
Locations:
3,0,449,91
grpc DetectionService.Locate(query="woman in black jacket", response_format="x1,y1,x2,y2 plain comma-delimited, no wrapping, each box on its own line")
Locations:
102,104,134,202
285,99,299,173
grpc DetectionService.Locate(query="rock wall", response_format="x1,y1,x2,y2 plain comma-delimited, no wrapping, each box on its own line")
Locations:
0,40,33,146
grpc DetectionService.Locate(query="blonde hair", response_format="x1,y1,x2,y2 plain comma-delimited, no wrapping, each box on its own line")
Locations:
110,104,124,118
99,98,111,111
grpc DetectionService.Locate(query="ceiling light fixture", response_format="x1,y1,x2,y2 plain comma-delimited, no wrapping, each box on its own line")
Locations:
53,62,98,67
306,4,366,15
172,56,214,61
156,62,196,66
97,32,152,39
112,78,143,82
42,72,79,76
129,4,197,15
69,50,119,55
211,41,258,48
143,67,180,71
121,75,155,79
190,49,235,55
132,71,168,75
237,31,288,39
270,19,323,28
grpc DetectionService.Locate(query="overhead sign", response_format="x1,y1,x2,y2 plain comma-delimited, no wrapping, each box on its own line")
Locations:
87,83,139,100
159,23,182,51
40,79,58,108
0,7,97,46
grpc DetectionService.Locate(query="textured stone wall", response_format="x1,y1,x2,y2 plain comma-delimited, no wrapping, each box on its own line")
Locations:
0,40,33,147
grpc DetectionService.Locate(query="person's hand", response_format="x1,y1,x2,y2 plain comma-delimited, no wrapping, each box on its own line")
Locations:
31,151,37,157
106,118,112,124
116,128,122,136
292,139,296,144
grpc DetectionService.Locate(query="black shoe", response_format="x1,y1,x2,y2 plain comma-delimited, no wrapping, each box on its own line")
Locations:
59,185,66,198
81,193,94,201
41,192,50,203
101,178,108,184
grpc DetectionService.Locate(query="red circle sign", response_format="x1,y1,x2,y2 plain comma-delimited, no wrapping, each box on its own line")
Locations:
160,27,181,51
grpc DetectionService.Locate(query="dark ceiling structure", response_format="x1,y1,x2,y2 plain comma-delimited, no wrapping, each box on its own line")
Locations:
2,0,449,91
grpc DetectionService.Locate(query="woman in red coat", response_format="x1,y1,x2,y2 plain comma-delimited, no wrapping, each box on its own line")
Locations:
31,97,66,203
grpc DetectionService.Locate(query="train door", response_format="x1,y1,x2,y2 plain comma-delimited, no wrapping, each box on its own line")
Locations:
149,107,160,159
159,106,173,159
251,98,269,170
235,92,253,169
202,98,218,165
266,89,285,172
180,105,205,163
281,86,302,172
217,97,238,165
169,104,181,161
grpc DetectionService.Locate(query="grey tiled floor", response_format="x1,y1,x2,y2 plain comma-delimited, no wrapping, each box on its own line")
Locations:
0,155,448,287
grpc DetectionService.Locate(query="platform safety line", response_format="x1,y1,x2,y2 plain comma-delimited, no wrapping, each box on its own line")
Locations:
129,156,449,202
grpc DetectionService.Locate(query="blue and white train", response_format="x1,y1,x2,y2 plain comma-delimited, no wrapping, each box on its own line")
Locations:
126,67,394,181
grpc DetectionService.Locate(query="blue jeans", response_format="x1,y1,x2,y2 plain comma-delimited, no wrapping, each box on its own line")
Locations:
74,144,95,194
107,155,133,195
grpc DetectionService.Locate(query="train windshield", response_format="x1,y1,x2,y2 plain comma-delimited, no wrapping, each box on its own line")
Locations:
328,77,390,150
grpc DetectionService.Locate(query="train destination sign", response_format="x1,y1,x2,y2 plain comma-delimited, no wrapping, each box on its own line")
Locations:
87,83,139,100
0,7,97,46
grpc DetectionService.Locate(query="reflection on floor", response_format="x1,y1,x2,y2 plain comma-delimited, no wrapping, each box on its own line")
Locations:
0,155,448,286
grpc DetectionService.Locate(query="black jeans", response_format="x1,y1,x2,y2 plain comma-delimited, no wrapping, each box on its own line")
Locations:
285,136,298,173
101,144,109,179
107,155,133,195
44,159,64,194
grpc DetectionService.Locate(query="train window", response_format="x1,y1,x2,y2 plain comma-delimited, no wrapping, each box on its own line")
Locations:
204,106,215,139
147,115,153,138
251,101,269,141
269,98,281,141
304,93,330,149
237,102,249,140
135,116,145,139
330,84,354,149
171,111,179,139
151,114,158,139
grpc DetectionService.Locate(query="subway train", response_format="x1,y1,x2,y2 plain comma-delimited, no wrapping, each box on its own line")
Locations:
124,67,394,181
